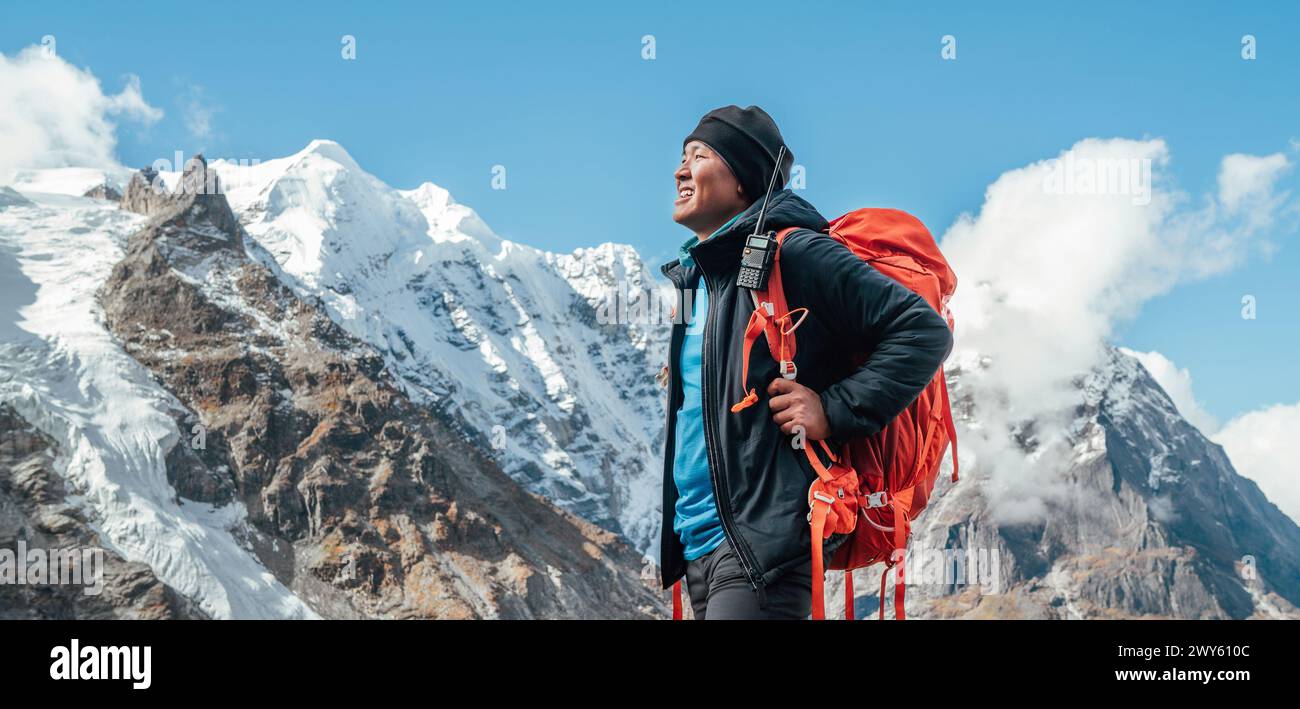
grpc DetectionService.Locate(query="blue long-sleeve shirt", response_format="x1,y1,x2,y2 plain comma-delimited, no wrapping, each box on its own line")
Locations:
671,213,741,561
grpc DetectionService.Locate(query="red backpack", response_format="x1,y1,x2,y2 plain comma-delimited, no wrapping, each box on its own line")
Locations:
670,207,958,621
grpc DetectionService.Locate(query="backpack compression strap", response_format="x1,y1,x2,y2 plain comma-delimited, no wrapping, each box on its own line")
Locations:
803,439,860,620
845,570,855,620
887,496,908,620
939,373,959,483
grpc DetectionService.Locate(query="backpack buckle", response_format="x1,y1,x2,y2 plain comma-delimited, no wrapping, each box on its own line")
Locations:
866,491,889,509
780,360,797,380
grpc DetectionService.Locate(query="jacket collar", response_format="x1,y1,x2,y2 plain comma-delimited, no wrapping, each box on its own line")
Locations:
677,210,743,269
661,190,829,279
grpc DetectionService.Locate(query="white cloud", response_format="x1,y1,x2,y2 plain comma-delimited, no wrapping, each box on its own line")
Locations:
1213,403,1300,524
1118,347,1220,434
1218,152,1292,214
944,139,1172,422
940,138,1292,524
181,84,217,142
0,46,162,185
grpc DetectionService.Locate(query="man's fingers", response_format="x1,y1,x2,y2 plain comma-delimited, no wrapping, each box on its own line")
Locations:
778,420,799,435
768,393,793,412
772,408,798,425
767,377,795,395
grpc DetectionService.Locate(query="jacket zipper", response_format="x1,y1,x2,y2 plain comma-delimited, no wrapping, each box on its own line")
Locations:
697,265,764,590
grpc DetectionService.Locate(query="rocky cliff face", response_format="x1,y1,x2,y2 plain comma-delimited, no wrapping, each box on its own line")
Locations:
210,143,670,556
93,157,662,618
82,183,122,202
0,404,208,619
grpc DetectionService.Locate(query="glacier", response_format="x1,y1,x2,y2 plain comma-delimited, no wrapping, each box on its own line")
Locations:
0,183,318,619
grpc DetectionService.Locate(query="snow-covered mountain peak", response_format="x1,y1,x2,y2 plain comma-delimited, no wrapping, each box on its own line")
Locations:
298,138,360,169
1079,345,1193,436
212,141,430,290
399,180,500,248
197,142,672,554
401,181,451,211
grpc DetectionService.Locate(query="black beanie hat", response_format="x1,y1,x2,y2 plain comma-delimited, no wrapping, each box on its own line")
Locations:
683,105,794,204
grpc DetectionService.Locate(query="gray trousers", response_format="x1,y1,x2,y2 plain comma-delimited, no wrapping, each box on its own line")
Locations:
684,537,819,620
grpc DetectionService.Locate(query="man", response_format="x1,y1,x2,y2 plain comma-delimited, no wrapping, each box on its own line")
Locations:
661,105,954,619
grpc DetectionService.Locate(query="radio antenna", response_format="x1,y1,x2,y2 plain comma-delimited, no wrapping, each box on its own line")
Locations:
752,145,787,237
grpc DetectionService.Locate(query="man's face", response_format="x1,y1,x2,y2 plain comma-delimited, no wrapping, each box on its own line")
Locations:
673,140,749,235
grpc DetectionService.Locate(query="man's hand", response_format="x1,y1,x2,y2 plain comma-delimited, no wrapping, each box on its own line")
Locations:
767,378,831,440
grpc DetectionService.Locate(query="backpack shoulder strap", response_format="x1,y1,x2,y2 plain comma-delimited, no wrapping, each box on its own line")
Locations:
729,226,814,412
758,225,803,326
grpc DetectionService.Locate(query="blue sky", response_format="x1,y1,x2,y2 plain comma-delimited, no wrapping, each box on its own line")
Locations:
2,0,1297,421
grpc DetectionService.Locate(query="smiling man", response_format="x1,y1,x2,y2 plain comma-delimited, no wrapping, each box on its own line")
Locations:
660,105,954,620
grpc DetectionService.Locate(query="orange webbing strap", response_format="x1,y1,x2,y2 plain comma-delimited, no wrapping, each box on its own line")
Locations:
730,302,807,412
875,495,912,621
879,568,889,620
891,497,907,620
730,303,772,412
938,372,959,482
809,493,830,620
844,570,854,620
806,439,843,620
672,579,683,620
775,307,809,376
802,439,839,483
765,227,801,367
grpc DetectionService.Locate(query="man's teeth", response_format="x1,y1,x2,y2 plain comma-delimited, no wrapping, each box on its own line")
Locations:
679,188,694,198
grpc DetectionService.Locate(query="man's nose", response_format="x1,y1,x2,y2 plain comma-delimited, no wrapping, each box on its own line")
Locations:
674,162,690,181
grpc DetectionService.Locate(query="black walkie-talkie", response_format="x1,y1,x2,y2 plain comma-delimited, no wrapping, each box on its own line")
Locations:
735,145,787,291
737,233,775,290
